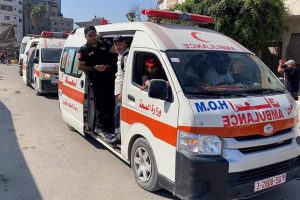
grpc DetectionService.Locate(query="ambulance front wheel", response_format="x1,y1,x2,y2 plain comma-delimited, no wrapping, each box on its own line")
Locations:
131,138,161,192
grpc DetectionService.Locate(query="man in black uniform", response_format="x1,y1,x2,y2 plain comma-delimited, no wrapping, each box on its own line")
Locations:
78,26,117,142
278,59,299,100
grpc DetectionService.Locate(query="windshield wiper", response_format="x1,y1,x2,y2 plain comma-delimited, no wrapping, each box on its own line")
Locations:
244,88,286,94
186,91,247,98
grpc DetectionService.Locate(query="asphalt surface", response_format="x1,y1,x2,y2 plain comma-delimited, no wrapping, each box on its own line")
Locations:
0,64,300,200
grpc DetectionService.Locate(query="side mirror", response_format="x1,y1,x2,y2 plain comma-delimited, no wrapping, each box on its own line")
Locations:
33,57,39,64
148,79,170,101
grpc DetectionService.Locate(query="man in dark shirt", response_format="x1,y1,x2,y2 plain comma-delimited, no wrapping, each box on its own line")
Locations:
140,57,167,90
78,26,117,142
278,59,299,100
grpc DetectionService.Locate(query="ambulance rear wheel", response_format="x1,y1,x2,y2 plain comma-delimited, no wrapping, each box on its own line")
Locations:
131,138,161,192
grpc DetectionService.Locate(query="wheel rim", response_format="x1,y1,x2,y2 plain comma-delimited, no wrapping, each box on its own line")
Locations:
134,147,152,182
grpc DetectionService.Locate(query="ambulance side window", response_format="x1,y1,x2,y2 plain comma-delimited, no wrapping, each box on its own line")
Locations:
60,49,68,72
60,48,82,77
71,52,82,77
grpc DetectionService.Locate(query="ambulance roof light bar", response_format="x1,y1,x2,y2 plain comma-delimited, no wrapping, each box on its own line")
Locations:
41,31,69,38
141,9,215,24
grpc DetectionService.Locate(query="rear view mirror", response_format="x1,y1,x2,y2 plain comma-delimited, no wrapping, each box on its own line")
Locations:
148,79,170,101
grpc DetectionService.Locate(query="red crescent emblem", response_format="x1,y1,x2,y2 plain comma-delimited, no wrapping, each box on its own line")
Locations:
191,32,209,43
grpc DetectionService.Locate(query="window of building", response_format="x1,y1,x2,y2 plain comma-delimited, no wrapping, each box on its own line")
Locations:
4,16,10,20
19,10,22,13
1,5,13,11
19,19,22,22
19,1,22,5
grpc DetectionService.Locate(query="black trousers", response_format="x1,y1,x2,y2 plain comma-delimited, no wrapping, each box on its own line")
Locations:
91,80,115,132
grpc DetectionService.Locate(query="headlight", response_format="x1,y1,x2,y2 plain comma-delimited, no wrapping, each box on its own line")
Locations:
42,73,51,79
177,131,222,155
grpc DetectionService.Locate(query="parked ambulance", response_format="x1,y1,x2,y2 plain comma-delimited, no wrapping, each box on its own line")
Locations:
18,36,33,76
23,32,68,95
58,9,300,200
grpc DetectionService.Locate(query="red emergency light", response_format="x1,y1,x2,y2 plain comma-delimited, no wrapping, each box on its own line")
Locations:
41,31,69,38
141,9,215,24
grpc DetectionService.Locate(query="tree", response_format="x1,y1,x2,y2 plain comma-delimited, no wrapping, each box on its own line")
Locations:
31,4,47,34
174,0,287,54
23,0,33,34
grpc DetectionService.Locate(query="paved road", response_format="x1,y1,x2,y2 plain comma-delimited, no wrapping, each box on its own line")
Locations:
0,64,299,200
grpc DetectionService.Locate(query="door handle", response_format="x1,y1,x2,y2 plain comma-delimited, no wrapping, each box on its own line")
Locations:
128,94,135,102
80,80,84,88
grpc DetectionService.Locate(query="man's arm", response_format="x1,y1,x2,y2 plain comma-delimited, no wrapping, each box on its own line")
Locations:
278,59,285,74
78,60,96,72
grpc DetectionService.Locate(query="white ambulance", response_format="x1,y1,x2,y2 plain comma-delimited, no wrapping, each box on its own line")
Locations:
22,32,68,95
18,36,33,76
58,9,300,200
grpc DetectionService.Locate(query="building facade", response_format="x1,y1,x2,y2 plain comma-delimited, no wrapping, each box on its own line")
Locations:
0,0,23,41
23,0,73,35
75,17,109,28
157,0,185,10
282,0,300,66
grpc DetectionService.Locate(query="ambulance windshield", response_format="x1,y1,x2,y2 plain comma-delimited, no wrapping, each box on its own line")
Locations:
41,48,62,63
167,51,285,97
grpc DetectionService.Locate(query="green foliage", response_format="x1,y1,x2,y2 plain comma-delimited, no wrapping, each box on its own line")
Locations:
174,0,287,53
31,3,47,34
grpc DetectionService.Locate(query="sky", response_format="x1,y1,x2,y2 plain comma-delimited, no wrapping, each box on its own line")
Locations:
61,0,157,24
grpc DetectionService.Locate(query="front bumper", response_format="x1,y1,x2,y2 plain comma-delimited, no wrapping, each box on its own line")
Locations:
173,152,300,200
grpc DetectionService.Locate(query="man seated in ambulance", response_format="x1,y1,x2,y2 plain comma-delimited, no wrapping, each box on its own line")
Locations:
140,57,167,90
203,53,234,86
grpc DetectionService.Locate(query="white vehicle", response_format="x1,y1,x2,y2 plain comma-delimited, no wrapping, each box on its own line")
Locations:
22,32,68,95
58,10,300,200
18,36,33,76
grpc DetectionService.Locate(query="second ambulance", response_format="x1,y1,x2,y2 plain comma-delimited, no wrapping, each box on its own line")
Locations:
22,32,68,95
58,10,300,200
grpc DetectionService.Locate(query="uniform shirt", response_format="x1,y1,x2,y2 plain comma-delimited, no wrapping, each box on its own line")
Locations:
78,41,112,83
115,48,129,96
284,67,300,93
26,47,37,64
203,67,234,86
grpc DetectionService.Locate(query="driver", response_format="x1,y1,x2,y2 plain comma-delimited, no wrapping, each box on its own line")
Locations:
203,53,234,85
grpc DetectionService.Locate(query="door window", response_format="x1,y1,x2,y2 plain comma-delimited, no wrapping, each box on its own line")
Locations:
132,52,168,88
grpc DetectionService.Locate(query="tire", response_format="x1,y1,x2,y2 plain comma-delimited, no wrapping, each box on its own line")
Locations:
131,138,161,192
67,124,77,132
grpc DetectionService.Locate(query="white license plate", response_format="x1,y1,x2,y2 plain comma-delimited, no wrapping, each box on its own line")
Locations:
254,173,286,192
51,76,58,84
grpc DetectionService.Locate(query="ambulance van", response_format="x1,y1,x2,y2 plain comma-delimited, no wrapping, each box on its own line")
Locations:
58,9,300,200
23,32,68,95
18,36,33,76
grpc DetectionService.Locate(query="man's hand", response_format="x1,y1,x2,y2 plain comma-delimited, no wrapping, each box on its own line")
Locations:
279,59,286,67
95,65,108,72
117,94,122,103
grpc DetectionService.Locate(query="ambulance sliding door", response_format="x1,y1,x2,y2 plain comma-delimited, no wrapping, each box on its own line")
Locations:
59,47,86,133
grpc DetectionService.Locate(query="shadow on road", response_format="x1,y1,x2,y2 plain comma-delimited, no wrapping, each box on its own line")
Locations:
82,133,175,199
0,101,42,200
43,93,59,100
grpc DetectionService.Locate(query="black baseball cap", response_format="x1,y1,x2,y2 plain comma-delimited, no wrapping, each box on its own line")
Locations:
113,36,125,43
84,26,96,35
